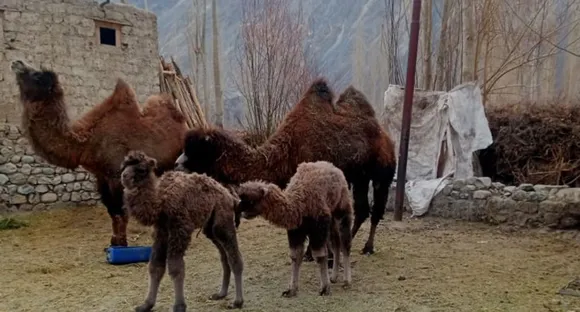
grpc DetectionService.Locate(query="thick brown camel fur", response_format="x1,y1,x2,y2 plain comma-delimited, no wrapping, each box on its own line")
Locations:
120,151,244,311
10,60,188,247
174,78,397,259
235,161,353,297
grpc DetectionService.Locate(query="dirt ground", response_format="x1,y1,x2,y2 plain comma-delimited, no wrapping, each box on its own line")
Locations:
1,206,580,312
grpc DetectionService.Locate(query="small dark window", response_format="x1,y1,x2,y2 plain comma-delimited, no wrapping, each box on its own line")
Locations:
99,27,116,46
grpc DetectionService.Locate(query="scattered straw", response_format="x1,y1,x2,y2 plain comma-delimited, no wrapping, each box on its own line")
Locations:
0,217,28,230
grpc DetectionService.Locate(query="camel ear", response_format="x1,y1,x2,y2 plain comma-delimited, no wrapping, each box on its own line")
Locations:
260,185,268,197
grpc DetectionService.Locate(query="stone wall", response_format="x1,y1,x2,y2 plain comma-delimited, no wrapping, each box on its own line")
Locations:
0,125,99,213
0,0,160,123
419,177,580,229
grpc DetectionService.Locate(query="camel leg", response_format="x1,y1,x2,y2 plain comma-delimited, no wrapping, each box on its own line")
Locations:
339,215,353,288
329,219,341,284
309,216,331,296
97,178,128,247
362,167,394,255
118,213,129,244
208,238,231,300
167,227,192,312
215,225,244,309
167,256,187,312
304,244,334,269
303,242,314,262
135,229,168,312
283,227,307,298
350,180,370,242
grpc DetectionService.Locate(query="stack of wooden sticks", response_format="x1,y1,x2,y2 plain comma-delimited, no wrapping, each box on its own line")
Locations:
158,56,208,129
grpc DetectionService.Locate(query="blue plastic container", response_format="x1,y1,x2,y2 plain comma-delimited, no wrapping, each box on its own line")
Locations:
106,246,152,265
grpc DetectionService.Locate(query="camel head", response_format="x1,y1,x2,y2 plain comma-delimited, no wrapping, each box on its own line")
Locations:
11,60,62,104
120,150,158,190
174,128,233,175
235,180,271,220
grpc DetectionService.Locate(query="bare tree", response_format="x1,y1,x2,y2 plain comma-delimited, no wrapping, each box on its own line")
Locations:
381,0,408,86
421,0,433,89
185,0,210,116
233,0,313,138
211,0,224,128
433,0,452,90
461,0,476,82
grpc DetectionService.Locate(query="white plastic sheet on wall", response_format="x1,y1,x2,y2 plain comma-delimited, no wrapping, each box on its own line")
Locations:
382,82,493,217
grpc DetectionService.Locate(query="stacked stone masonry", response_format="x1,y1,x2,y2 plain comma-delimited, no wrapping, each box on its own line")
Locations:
0,0,160,123
427,177,580,229
0,125,99,213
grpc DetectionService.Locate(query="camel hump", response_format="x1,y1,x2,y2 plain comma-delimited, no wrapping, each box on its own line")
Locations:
142,93,186,123
307,78,334,103
109,78,139,112
337,86,376,117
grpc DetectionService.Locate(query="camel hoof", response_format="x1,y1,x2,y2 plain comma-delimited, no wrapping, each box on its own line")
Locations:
110,235,128,247
134,303,154,312
361,245,374,255
282,288,298,298
210,293,227,301
319,285,331,296
227,300,244,309
342,281,351,290
173,302,187,312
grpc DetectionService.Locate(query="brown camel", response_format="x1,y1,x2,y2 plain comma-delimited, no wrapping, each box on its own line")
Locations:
236,161,353,297
174,79,397,259
121,151,244,311
10,60,188,247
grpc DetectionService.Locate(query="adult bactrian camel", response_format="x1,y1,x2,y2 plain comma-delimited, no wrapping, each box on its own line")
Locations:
175,79,397,257
11,60,188,247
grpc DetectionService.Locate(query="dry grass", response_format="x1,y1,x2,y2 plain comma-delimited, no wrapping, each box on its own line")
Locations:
1,206,580,312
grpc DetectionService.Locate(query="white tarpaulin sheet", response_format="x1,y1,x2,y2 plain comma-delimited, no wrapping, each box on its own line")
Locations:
383,82,493,217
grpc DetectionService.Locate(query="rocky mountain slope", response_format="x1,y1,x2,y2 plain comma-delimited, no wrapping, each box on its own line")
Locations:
126,0,388,95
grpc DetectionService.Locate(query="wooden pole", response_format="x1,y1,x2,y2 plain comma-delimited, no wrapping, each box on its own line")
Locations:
394,0,422,221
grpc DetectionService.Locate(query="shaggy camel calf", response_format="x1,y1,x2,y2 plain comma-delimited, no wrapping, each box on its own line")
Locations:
120,151,244,311
235,161,353,297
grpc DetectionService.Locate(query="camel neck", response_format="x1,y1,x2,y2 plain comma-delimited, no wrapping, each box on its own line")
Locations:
224,135,291,185
261,185,303,230
123,179,161,227
21,98,84,169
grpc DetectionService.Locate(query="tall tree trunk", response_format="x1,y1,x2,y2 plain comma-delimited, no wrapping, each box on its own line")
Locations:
482,27,492,106
534,1,548,100
434,0,451,90
461,0,475,83
481,0,494,105
422,0,433,90
212,0,224,128
201,0,209,118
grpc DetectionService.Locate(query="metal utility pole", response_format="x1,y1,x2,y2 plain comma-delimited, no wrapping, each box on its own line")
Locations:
393,0,422,221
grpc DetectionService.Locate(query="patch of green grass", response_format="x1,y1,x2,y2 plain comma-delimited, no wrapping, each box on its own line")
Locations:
0,217,28,230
